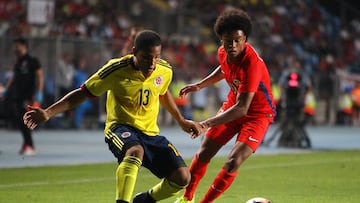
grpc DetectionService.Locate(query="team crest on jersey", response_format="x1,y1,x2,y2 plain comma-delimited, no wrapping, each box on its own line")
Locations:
154,76,163,86
121,132,131,138
230,79,240,94
233,79,240,86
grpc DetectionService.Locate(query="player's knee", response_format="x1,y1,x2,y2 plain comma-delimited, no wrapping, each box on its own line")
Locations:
169,167,191,187
177,169,191,187
224,157,242,172
181,169,191,186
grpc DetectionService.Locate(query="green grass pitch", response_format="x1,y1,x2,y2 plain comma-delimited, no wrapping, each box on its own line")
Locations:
0,150,359,203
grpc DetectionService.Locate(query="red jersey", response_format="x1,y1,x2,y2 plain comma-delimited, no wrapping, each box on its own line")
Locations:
218,43,276,117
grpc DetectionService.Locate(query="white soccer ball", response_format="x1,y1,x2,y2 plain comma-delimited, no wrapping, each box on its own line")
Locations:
246,197,271,203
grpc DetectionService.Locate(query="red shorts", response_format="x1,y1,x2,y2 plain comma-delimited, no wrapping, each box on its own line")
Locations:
205,114,273,152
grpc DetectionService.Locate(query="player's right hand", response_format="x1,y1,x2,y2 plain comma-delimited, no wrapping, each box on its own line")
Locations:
178,119,203,139
23,105,49,130
179,84,201,98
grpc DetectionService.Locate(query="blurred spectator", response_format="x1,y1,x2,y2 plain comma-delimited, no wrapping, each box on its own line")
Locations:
3,37,44,156
278,59,311,108
129,0,143,22
350,81,360,126
120,27,140,56
303,86,317,125
72,57,92,129
170,74,192,124
318,54,337,124
54,52,75,128
215,79,230,106
336,87,353,125
56,52,75,98
0,82,6,126
190,76,208,121
276,58,313,128
0,65,13,89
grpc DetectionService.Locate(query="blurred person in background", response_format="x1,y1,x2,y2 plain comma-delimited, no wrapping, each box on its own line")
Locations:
23,30,202,203
189,72,209,122
55,52,75,127
336,87,353,125
277,59,311,124
302,86,317,125
0,65,14,127
56,52,75,98
278,59,311,109
275,59,312,148
121,27,141,56
170,74,192,124
350,81,360,126
215,78,230,108
175,8,276,203
2,37,44,156
0,82,7,127
72,57,93,129
318,54,337,124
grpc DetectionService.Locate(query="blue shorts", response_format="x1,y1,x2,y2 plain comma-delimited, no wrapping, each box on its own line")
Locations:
105,124,187,178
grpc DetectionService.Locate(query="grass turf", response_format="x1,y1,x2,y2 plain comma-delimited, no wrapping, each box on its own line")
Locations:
0,150,359,203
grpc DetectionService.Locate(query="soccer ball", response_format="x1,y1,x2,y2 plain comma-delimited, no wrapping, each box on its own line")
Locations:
246,197,271,203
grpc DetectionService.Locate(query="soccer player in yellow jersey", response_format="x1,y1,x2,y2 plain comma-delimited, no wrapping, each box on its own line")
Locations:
23,30,202,203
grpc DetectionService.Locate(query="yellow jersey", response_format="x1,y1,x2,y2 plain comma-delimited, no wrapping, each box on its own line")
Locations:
84,55,172,136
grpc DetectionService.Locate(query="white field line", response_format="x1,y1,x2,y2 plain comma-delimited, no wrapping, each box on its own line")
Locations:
0,177,113,189
243,157,360,170
199,157,360,173
0,157,358,189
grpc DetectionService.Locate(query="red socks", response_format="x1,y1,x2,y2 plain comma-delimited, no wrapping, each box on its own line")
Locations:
183,154,209,201
200,167,238,203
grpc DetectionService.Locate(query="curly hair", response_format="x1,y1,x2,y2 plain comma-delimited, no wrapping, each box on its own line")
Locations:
213,8,252,40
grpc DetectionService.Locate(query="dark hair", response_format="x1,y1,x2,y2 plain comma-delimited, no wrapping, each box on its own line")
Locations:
13,37,28,47
134,30,161,51
214,8,252,39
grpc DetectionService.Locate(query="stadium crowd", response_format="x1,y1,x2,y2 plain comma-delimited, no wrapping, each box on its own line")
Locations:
1,0,360,127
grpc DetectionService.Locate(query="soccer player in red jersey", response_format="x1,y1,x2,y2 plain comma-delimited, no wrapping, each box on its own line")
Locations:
176,8,276,203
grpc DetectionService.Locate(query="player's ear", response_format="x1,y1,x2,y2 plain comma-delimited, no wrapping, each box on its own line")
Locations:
132,46,136,55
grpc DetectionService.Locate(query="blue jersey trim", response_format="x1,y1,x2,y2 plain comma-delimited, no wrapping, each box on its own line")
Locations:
259,81,277,116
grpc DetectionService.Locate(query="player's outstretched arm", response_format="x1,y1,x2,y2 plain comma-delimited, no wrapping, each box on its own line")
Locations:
23,88,88,129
